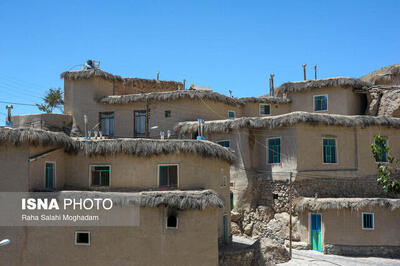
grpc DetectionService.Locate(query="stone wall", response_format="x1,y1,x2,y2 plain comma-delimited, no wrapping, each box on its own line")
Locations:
324,244,400,259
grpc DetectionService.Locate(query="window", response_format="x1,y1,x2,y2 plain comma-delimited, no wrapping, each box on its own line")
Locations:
75,231,90,245
273,193,279,200
362,213,374,230
323,138,337,164
259,104,271,115
217,140,230,148
158,165,178,188
220,175,227,187
45,162,55,189
166,215,178,229
99,112,114,137
375,138,388,162
268,138,281,164
314,95,328,111
228,111,236,119
134,110,149,138
90,165,110,187
165,110,171,118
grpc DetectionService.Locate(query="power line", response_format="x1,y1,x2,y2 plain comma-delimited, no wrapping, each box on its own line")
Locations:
0,101,37,106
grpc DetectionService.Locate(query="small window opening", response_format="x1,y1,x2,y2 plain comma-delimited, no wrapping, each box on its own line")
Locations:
165,110,171,118
167,215,178,229
273,193,279,200
75,232,90,245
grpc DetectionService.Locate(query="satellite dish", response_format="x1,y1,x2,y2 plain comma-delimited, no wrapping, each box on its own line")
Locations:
0,239,10,246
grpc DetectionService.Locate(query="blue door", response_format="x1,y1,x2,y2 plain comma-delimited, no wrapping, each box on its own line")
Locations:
310,213,322,251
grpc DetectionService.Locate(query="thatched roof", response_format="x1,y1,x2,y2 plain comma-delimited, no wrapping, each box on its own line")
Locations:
275,77,372,96
60,69,123,81
0,127,75,149
174,111,400,134
99,90,244,106
238,96,291,104
0,128,235,163
296,197,400,211
73,138,235,163
35,190,224,210
60,70,183,87
361,64,400,85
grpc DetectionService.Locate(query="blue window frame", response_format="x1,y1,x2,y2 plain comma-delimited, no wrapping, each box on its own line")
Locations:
375,139,388,162
228,111,235,119
45,162,55,189
259,104,271,115
217,140,230,148
314,95,328,111
362,213,374,229
268,138,281,164
90,165,110,186
323,138,337,164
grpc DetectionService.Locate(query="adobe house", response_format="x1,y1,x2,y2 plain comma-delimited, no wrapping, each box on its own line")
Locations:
0,127,234,265
296,197,400,258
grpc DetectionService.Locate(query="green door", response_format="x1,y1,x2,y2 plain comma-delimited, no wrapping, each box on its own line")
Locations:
311,213,322,251
45,163,55,189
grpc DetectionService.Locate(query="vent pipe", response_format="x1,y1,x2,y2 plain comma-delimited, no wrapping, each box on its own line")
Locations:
302,64,307,80
229,90,233,98
5,105,13,123
183,79,186,90
157,72,160,82
314,64,317,80
269,74,275,96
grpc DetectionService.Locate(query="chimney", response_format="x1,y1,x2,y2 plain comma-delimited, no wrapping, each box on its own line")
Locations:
156,72,160,82
314,64,317,80
183,79,186,90
302,64,307,80
269,74,275,96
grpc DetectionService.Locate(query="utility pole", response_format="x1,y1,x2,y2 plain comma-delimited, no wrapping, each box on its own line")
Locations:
288,171,293,259
145,102,150,138
302,64,307,80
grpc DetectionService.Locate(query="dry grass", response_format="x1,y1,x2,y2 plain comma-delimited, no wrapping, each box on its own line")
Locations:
174,111,400,134
295,197,400,211
275,77,371,96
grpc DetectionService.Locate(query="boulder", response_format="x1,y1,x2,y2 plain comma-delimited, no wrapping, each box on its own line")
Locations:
244,222,253,236
231,222,241,235
284,240,309,250
258,237,290,264
230,211,242,223
266,212,300,241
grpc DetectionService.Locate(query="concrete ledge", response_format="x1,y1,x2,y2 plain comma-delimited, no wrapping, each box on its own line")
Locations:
324,244,400,258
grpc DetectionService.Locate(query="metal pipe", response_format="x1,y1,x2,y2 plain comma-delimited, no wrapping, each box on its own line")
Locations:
314,64,317,80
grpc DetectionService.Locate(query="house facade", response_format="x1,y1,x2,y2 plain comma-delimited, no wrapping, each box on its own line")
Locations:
0,127,234,266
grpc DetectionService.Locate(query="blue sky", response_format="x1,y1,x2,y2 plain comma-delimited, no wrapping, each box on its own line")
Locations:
0,0,399,124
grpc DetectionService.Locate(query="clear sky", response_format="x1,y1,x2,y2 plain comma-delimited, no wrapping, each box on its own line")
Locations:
0,0,399,124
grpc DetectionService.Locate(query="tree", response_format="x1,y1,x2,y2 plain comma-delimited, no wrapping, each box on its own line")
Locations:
36,88,64,113
371,135,400,195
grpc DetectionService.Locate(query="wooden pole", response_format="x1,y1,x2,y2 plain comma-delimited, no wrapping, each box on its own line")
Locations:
314,64,317,80
289,171,293,259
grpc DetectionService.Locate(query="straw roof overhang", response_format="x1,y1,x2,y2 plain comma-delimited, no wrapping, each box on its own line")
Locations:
60,70,183,86
73,138,236,163
275,77,372,96
239,96,291,104
295,197,400,212
174,111,400,134
0,127,75,149
0,128,235,163
99,90,244,106
34,190,224,210
60,69,123,81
